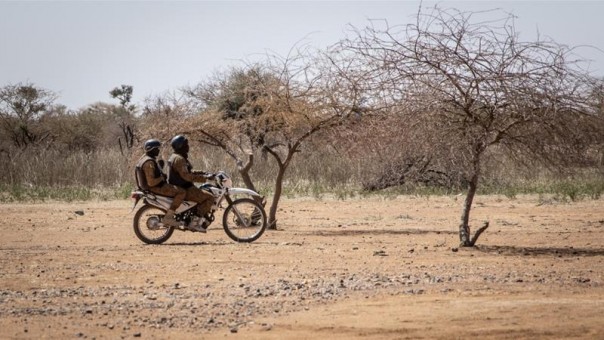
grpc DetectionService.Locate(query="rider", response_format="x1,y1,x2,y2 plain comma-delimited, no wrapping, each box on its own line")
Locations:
135,139,186,228
167,135,215,232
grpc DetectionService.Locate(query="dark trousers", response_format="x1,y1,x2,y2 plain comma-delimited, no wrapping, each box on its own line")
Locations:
185,186,214,217
150,183,186,211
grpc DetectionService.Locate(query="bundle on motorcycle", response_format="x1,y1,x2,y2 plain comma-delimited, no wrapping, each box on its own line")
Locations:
131,171,267,244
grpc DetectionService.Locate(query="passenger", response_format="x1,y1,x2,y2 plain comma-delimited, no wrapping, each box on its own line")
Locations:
135,139,186,228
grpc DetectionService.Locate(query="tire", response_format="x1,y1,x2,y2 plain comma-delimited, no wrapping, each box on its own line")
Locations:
222,198,267,243
133,204,175,244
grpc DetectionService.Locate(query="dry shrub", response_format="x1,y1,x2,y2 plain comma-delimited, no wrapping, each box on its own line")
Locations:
0,147,131,187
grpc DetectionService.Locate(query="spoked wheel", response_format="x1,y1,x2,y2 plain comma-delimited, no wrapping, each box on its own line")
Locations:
223,198,267,243
133,204,175,244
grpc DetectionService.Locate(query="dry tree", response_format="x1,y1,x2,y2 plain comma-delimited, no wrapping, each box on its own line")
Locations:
337,6,603,246
182,45,365,229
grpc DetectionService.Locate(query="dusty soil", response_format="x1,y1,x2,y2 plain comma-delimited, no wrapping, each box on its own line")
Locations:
0,194,603,339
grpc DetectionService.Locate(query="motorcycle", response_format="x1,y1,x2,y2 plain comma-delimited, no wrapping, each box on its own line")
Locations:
130,171,267,244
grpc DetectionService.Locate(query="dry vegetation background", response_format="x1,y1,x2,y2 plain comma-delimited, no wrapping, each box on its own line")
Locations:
1,8,604,207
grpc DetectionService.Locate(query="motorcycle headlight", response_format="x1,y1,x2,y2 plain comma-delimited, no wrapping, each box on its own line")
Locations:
216,171,232,188
223,177,233,189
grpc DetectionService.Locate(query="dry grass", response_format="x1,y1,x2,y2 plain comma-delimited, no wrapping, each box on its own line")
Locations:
1,146,603,202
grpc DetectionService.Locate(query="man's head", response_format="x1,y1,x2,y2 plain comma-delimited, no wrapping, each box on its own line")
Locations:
143,139,161,158
170,135,189,155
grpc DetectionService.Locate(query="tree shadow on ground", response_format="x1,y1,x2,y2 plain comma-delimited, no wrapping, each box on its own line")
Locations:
302,228,456,237
475,245,604,257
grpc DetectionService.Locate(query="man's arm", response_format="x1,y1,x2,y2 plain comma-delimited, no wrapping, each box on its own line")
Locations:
191,169,206,175
173,157,208,183
142,161,165,187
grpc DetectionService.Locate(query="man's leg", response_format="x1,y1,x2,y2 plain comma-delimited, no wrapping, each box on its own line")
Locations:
185,186,214,217
151,184,186,227
182,186,214,232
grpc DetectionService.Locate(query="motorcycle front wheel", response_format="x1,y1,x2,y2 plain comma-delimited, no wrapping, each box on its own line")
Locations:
133,204,175,244
222,198,267,243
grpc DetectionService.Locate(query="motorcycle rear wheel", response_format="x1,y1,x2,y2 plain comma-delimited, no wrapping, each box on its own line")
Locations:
222,198,267,243
133,204,175,244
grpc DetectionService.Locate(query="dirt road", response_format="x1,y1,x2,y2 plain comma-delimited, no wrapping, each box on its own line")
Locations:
1,195,603,339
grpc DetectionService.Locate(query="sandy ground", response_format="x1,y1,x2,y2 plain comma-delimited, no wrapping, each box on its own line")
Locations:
0,194,603,339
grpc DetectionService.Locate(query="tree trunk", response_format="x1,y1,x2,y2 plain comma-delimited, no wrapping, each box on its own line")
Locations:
459,150,483,247
238,154,257,193
459,174,478,247
238,154,266,208
268,163,286,229
264,144,297,230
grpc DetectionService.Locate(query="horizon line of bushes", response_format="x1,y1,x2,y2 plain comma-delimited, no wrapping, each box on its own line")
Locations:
1,146,602,203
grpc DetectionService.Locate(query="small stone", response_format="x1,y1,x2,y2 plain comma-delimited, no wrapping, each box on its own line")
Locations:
373,250,387,256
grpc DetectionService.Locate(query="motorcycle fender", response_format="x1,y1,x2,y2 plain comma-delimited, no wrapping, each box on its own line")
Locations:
228,188,262,197
130,191,144,213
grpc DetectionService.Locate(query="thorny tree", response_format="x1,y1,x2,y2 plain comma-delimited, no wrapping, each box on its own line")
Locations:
0,82,57,149
110,85,138,155
184,47,364,229
338,7,603,246
141,91,197,144
183,65,273,200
